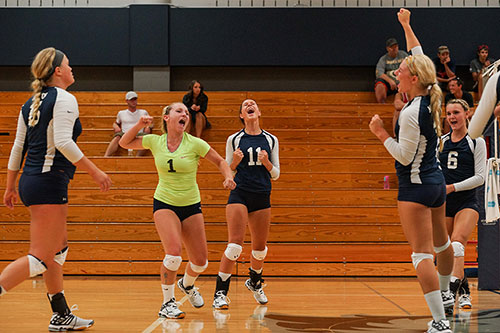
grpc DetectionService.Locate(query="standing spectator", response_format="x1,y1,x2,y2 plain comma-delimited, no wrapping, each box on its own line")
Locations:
445,78,474,108
104,91,151,156
375,38,408,103
470,44,495,92
182,80,210,138
119,103,235,319
1,47,111,331
434,46,456,91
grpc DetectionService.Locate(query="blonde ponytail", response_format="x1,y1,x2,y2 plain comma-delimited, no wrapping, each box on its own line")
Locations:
409,54,444,150
28,48,57,127
428,83,443,151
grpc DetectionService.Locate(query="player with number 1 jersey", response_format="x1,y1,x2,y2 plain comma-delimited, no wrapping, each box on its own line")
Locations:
119,102,235,319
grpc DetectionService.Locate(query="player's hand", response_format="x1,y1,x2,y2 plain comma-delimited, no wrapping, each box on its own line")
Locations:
90,169,112,192
223,178,236,190
397,8,411,26
258,149,269,164
139,115,154,128
369,114,384,134
3,188,17,210
446,184,455,194
233,148,244,164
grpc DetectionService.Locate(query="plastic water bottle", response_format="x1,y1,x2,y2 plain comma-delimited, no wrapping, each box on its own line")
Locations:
383,175,390,189
128,149,133,156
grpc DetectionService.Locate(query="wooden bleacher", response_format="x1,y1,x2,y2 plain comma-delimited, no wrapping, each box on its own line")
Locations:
0,91,477,277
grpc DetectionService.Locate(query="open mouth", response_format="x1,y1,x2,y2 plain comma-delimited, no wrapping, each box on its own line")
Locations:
179,119,186,126
247,108,255,115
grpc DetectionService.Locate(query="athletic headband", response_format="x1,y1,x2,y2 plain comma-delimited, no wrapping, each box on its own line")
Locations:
40,49,65,81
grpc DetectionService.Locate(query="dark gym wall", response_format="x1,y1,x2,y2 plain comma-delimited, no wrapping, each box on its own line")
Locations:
0,6,498,90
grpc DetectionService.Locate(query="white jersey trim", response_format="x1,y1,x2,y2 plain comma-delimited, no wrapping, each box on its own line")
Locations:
53,88,84,164
7,109,27,171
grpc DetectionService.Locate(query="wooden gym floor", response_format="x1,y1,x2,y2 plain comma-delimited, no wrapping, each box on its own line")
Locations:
1,276,499,332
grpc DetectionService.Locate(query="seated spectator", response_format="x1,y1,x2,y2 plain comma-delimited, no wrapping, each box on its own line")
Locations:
182,80,210,138
374,38,408,103
433,45,456,91
470,44,495,92
445,78,474,107
104,91,152,156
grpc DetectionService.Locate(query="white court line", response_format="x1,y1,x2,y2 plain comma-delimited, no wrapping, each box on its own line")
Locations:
141,295,189,333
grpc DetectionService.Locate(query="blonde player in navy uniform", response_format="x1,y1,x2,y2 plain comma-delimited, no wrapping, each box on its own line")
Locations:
212,99,280,309
370,9,454,333
439,99,486,312
120,102,236,319
1,47,112,331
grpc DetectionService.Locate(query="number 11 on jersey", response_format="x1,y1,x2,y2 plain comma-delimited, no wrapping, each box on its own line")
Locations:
247,147,262,166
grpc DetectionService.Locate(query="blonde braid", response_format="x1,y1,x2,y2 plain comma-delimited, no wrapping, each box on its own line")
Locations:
429,83,443,151
28,48,56,127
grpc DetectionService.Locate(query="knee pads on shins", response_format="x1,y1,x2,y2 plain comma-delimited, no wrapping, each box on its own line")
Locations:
28,254,47,277
434,237,451,254
163,254,182,271
224,243,242,261
452,241,465,257
190,260,208,273
252,246,268,261
411,252,434,269
54,246,69,266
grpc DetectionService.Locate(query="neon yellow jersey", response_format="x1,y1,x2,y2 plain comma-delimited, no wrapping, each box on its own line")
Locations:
142,132,210,206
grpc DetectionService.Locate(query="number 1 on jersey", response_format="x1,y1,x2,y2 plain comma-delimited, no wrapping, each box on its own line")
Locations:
247,147,262,166
167,159,176,172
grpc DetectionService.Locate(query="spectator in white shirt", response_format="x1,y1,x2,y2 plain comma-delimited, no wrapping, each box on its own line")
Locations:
104,91,152,156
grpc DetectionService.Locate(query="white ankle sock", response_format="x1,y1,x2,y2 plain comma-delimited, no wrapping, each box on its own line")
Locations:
218,272,231,282
424,290,446,322
450,275,459,283
251,268,263,274
437,273,451,291
161,284,175,303
183,272,196,288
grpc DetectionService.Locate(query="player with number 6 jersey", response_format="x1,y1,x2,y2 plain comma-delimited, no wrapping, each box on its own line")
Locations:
213,99,280,310
439,99,486,313
119,102,235,319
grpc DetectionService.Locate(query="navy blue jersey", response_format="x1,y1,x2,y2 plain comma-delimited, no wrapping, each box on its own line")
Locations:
392,95,444,186
440,134,476,185
9,87,83,178
439,132,486,201
226,129,280,193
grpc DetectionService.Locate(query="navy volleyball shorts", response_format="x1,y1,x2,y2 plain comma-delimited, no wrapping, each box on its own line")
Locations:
227,187,271,213
446,191,480,217
398,183,446,208
153,198,202,221
19,170,70,206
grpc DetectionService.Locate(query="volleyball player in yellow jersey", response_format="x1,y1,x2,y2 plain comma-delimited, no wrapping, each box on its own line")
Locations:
120,102,236,319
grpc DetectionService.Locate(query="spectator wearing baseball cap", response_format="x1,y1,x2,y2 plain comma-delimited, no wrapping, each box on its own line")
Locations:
104,91,152,156
433,45,456,91
374,37,408,103
470,44,495,92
